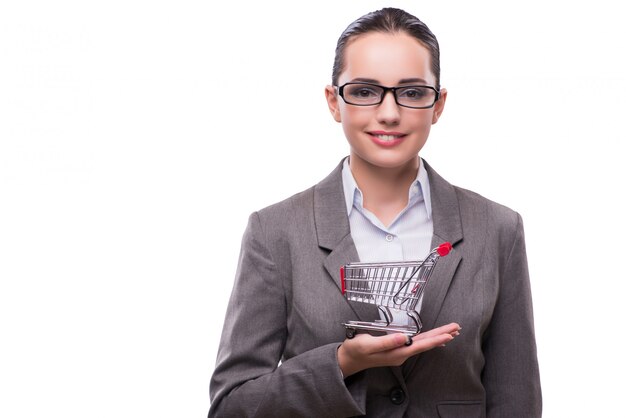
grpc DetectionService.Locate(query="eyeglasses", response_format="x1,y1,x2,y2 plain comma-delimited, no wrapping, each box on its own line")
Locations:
336,82,440,109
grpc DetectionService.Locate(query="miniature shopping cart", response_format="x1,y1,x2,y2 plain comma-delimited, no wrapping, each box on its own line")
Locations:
340,242,452,345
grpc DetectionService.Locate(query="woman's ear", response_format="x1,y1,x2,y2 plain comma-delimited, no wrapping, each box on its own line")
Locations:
431,87,447,124
325,85,342,123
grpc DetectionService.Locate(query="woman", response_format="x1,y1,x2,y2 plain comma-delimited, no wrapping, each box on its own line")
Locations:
209,8,541,417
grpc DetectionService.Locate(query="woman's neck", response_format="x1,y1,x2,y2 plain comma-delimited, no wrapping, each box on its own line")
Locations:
349,154,420,227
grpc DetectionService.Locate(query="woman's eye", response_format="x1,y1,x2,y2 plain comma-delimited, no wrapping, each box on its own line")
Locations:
350,88,375,98
402,88,427,99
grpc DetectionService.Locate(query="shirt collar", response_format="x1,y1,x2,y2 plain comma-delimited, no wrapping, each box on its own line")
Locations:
341,157,432,219
341,158,358,217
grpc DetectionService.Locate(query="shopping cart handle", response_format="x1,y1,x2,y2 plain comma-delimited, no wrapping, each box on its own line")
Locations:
436,242,452,256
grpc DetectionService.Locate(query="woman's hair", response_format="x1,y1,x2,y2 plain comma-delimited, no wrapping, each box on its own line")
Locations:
332,8,441,89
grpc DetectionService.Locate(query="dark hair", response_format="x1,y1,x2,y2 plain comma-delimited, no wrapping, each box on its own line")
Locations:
332,8,441,89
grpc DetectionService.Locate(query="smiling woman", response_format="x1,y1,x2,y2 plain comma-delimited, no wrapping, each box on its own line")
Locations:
325,31,445,180
208,7,541,417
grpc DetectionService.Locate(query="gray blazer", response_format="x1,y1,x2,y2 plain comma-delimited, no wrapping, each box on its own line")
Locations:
209,159,541,417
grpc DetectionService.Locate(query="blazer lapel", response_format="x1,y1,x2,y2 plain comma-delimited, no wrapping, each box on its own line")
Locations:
419,160,464,331
315,159,378,322
400,160,464,377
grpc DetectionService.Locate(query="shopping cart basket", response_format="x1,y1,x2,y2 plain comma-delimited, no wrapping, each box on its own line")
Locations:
340,242,452,345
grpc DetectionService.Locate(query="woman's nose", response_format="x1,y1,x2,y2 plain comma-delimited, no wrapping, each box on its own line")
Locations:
376,91,401,125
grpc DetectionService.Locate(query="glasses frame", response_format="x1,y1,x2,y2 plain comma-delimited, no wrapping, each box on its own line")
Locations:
336,82,440,109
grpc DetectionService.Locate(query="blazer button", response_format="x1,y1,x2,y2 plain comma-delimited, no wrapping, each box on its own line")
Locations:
389,387,405,405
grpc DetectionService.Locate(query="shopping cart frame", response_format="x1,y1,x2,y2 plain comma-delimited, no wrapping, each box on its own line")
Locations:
340,242,452,345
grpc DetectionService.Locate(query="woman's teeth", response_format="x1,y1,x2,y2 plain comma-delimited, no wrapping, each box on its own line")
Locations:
375,134,400,141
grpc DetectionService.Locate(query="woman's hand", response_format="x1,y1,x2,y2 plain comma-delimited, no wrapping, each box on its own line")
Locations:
337,323,461,378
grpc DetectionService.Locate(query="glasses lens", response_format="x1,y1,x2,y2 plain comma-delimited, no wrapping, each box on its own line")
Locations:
342,84,383,105
396,86,436,108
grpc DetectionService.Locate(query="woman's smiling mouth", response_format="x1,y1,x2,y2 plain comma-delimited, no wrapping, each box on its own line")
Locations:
368,131,407,147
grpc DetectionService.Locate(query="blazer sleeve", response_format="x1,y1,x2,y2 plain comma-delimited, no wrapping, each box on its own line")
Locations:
208,212,367,418
482,213,542,417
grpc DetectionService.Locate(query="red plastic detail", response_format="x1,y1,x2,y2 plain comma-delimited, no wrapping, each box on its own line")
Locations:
411,283,420,294
340,266,346,294
437,242,452,257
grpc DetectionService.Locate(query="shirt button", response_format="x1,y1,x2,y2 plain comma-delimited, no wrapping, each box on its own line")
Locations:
389,387,405,405
385,234,394,242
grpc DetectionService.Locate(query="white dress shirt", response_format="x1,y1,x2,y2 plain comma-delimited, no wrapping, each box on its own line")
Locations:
341,157,434,325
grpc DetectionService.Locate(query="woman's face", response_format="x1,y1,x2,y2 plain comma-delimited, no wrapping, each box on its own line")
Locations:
325,31,447,171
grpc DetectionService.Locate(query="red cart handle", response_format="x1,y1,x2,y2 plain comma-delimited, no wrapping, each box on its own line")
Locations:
436,242,452,257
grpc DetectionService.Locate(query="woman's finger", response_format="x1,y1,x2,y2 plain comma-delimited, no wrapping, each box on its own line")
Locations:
413,322,460,341
355,332,410,354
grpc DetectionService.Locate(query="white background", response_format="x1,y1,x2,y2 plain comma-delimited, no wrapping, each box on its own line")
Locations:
1,0,625,417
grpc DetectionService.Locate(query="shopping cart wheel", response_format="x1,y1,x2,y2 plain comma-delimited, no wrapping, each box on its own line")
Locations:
405,336,413,346
345,328,356,339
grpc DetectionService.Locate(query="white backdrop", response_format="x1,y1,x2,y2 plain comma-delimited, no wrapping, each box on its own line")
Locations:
1,1,625,417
